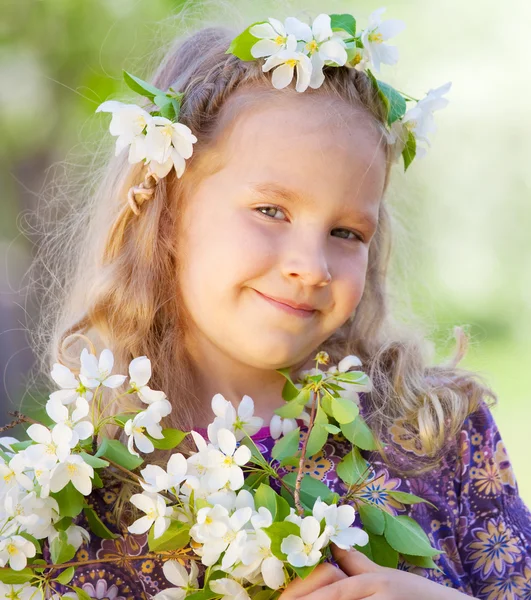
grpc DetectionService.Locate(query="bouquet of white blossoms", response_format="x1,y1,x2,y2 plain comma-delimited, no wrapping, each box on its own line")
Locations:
0,349,441,599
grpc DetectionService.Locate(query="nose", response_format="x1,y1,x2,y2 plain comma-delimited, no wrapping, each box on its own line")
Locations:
280,233,332,287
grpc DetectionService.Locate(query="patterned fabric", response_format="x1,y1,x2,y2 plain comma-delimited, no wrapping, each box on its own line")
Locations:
51,398,531,599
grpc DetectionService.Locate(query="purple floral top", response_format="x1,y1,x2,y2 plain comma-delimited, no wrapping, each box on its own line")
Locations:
54,399,531,599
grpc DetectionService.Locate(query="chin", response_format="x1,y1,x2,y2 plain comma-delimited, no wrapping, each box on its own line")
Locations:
241,340,318,371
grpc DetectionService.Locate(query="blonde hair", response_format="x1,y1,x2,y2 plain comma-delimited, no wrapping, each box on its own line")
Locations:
28,25,496,471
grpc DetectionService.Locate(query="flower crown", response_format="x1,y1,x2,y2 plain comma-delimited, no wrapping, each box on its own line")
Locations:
96,8,451,208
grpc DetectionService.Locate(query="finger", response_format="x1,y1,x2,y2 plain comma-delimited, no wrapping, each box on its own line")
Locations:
297,573,376,600
279,562,347,599
331,544,382,577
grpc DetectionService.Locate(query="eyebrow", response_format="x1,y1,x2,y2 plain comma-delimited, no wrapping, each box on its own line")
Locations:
250,182,379,230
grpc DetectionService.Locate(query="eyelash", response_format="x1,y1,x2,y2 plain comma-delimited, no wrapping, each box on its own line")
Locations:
254,205,365,243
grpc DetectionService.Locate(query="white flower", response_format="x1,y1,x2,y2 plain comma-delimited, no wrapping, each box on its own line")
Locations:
262,35,313,93
399,82,452,159
209,578,250,600
49,524,90,551
49,363,93,405
0,582,45,599
96,100,153,163
191,504,230,542
0,454,33,492
153,559,199,600
25,423,72,468
49,455,94,495
312,498,368,550
250,17,301,58
128,356,167,404
140,453,188,493
144,117,197,179
79,348,126,389
269,412,310,440
124,404,168,457
128,492,173,538
0,535,36,571
208,429,252,491
207,394,263,442
280,515,327,567
45,398,94,447
360,7,406,73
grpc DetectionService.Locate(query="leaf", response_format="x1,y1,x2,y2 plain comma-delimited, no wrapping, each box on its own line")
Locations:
292,563,318,580
305,403,329,458
123,70,164,101
383,513,440,557
323,424,341,435
275,388,310,419
51,482,85,518
185,589,218,600
225,23,264,61
95,438,143,471
330,13,356,37
51,531,76,564
376,80,407,125
55,566,75,585
272,427,300,462
79,452,109,469
84,507,117,539
336,447,370,487
263,521,300,560
147,428,188,450
277,368,301,401
279,456,300,468
367,533,398,568
243,471,268,492
0,568,35,584
358,503,385,535
255,484,278,520
402,129,417,172
281,472,336,507
240,437,269,468
341,416,378,451
112,413,134,427
92,471,103,489
276,493,291,521
331,397,359,424
388,491,438,510
148,520,190,552
401,553,442,571
54,516,74,532
9,440,33,452
333,371,370,387
73,587,93,600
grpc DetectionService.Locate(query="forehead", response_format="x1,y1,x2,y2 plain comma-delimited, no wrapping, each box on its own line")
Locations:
213,92,387,204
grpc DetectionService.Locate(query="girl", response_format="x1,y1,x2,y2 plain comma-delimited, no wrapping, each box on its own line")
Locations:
30,12,531,600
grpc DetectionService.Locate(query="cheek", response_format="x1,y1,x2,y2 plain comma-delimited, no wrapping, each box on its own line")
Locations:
332,251,369,315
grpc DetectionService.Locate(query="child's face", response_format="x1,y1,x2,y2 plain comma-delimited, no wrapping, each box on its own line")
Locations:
179,94,387,371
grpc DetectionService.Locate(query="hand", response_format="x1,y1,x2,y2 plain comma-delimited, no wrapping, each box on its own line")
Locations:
279,544,473,599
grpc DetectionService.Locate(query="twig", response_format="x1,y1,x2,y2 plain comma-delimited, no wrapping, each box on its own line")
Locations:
294,388,319,515
0,411,39,432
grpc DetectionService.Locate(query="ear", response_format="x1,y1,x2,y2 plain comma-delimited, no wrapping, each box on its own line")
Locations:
331,543,382,576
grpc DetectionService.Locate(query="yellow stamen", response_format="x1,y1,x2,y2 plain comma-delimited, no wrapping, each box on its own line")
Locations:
274,35,285,46
368,31,384,44
285,58,297,68
305,40,318,54
6,544,17,556
67,464,78,475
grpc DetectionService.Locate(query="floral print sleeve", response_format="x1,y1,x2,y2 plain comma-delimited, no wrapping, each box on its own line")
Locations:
454,401,531,598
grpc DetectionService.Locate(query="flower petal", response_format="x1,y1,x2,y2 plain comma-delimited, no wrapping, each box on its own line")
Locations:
271,63,294,90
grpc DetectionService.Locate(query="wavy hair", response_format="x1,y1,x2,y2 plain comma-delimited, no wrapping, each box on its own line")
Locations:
28,23,496,472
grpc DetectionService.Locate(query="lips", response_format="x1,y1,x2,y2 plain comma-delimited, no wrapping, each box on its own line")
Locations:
253,289,317,316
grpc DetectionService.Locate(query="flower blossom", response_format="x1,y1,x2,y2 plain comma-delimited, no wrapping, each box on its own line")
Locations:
128,356,167,405
128,492,173,539
209,578,251,600
80,349,126,389
313,498,369,550
261,35,312,92
207,394,263,442
0,535,36,571
280,515,327,567
140,453,188,493
153,559,199,600
49,362,93,405
44,397,94,447
249,17,301,58
208,429,252,491
49,455,94,495
360,7,406,73
124,400,170,457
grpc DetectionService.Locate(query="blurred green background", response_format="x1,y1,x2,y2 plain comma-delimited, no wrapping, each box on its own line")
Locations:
1,0,529,504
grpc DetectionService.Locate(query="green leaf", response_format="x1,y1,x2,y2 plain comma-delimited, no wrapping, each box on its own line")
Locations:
243,471,268,491
84,507,117,539
95,438,143,471
263,521,300,560
305,402,329,458
402,129,417,172
79,452,109,469
388,491,438,510
148,520,190,552
112,413,134,427
185,589,218,600
10,440,33,452
73,587,93,600
333,371,371,387
331,397,360,424
358,503,385,535
276,493,292,521
55,566,75,585
51,482,86,518
275,388,310,419
323,424,341,434
367,533,398,568
92,471,103,489
225,23,264,61
336,447,370,486
277,368,301,401
281,472,336,508
255,484,278,520
54,516,74,532
292,564,318,580
341,416,378,451
147,428,188,450
376,80,407,125
123,70,164,101
0,568,35,584
330,13,356,37
279,455,300,468
383,513,440,557
51,531,76,564
401,553,442,571
272,427,300,462
240,437,269,468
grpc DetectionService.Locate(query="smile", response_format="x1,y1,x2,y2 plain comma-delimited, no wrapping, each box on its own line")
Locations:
252,289,317,319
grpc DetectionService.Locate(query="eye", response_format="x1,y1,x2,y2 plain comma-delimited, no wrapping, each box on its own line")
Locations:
254,205,365,242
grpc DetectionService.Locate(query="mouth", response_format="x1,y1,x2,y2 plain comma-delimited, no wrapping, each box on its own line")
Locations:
252,289,317,319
